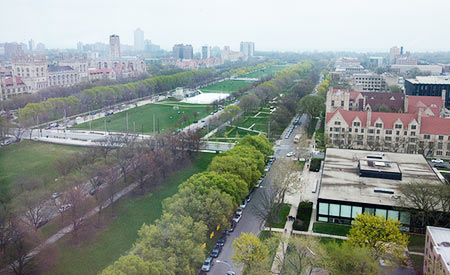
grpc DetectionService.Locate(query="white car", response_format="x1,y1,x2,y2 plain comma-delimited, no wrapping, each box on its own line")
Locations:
232,213,242,223
236,207,243,216
240,200,247,209
286,152,295,157
431,159,444,163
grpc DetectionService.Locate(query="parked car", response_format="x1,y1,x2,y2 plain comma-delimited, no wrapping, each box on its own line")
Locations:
256,178,263,188
210,245,222,258
432,159,444,163
201,257,214,272
233,213,242,223
226,272,236,275
264,166,270,172
228,221,237,232
286,152,294,157
434,163,447,168
51,192,60,199
217,235,226,246
236,207,243,216
89,188,96,196
240,200,247,209
245,195,251,203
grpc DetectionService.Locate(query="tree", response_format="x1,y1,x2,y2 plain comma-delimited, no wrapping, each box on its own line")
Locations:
270,158,300,204
282,236,328,275
348,213,408,266
55,157,75,176
232,233,269,271
14,189,50,232
238,94,261,114
398,181,450,228
238,135,274,160
250,186,279,232
389,85,402,93
100,255,168,275
325,241,379,275
297,95,325,118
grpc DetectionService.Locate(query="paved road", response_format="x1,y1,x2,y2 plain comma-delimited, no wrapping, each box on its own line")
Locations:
208,114,308,275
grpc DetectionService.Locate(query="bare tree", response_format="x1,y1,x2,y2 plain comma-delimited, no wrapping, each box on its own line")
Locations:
54,157,74,176
16,190,50,231
270,158,301,204
103,167,120,217
63,183,92,240
250,186,279,232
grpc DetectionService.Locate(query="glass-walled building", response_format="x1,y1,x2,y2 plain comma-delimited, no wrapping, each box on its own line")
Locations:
317,148,443,233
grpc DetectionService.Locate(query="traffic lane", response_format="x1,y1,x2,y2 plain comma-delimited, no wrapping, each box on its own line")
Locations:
209,188,266,275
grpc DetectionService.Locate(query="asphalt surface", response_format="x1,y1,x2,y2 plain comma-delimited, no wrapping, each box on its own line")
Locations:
207,113,308,275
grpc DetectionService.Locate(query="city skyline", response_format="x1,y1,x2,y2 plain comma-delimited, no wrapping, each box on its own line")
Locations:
2,0,450,52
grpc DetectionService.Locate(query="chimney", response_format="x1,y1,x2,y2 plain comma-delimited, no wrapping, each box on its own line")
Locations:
404,95,409,113
418,108,423,124
442,89,446,107
367,109,372,127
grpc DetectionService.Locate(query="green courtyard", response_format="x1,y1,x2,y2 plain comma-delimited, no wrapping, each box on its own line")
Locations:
239,64,290,79
73,102,211,133
199,80,253,94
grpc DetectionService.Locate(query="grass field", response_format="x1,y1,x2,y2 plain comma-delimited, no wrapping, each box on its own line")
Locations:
266,203,291,229
213,109,272,139
200,80,253,94
73,102,211,133
240,65,289,79
312,222,352,237
48,152,215,275
0,140,84,198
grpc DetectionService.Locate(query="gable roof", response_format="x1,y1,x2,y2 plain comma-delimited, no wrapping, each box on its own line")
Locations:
408,95,443,115
370,112,416,129
326,109,368,127
420,117,450,135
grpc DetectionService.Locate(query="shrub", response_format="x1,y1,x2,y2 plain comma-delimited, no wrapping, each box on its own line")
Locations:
293,201,312,231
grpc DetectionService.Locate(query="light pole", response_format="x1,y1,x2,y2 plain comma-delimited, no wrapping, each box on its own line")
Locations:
215,260,233,274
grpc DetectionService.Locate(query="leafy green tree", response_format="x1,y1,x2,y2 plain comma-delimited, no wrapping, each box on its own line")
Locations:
163,180,234,232
133,213,207,274
100,255,168,275
348,213,408,266
179,171,247,205
232,233,269,271
222,145,265,174
389,85,402,93
238,135,274,160
325,241,379,275
238,94,261,114
282,236,328,275
297,95,325,118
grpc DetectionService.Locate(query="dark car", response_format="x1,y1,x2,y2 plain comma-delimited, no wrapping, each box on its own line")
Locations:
210,245,222,258
228,221,237,232
434,163,447,169
217,235,226,246
201,257,214,272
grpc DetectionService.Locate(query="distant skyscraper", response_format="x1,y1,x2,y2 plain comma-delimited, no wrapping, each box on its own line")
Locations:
201,46,211,59
240,41,255,57
77,42,83,52
109,35,121,58
134,28,144,51
28,39,35,52
389,46,400,64
172,44,193,59
36,43,45,52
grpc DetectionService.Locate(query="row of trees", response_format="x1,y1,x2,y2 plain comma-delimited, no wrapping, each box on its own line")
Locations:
232,213,410,275
0,130,204,274
101,135,274,275
18,69,217,125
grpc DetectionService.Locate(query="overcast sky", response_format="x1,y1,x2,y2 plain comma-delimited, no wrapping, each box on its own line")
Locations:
1,0,449,52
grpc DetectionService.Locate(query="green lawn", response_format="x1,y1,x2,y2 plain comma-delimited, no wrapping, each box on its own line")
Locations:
240,65,289,79
200,80,253,93
312,222,351,237
49,152,215,275
266,203,291,229
73,102,211,133
410,254,424,275
0,140,84,198
408,233,425,253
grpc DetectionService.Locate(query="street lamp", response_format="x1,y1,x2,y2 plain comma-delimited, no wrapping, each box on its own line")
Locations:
215,260,234,274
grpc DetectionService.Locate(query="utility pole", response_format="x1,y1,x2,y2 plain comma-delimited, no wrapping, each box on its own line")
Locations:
104,119,107,133
268,120,270,139
126,112,129,133
89,120,92,131
133,121,136,133
153,113,155,135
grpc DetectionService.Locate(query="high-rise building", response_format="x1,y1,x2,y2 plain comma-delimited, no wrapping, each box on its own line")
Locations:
240,41,255,57
201,46,211,59
77,42,83,52
389,46,400,64
28,39,35,52
109,34,121,58
172,44,193,59
134,28,144,52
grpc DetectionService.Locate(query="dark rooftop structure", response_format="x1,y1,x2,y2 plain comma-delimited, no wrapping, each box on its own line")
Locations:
47,65,74,73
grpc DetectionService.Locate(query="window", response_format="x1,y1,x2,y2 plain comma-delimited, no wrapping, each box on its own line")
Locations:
375,123,382,128
334,121,341,125
411,132,415,136
436,151,443,156
404,131,407,136
349,128,352,132
395,124,402,129
355,128,358,133
438,143,443,149
369,129,374,134
439,136,444,140
411,125,417,130
385,130,392,135
376,129,380,134
329,127,333,132
400,212,411,225
331,100,335,106
351,206,362,218
353,122,360,127
341,101,344,107
318,216,328,222
424,135,430,139
334,127,340,132
396,131,400,135
364,207,375,215
385,136,392,141
388,210,399,221
329,204,340,216
361,129,364,133
340,205,351,218
318,203,329,215
375,208,387,218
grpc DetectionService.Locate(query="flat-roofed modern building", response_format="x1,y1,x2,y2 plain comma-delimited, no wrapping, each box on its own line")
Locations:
424,226,450,274
317,148,443,232
405,76,450,108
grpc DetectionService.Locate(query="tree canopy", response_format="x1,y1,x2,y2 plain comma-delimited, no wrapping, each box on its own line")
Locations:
297,95,325,118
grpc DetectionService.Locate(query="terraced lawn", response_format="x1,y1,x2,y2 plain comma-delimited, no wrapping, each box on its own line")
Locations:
200,80,253,93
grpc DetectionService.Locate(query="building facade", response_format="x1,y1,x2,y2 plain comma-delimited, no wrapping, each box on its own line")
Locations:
351,73,387,92
47,65,80,87
134,28,144,51
59,60,89,82
109,34,121,58
12,55,48,92
172,44,193,60
240,41,255,57
424,227,450,274
405,76,450,108
201,46,211,59
0,77,28,101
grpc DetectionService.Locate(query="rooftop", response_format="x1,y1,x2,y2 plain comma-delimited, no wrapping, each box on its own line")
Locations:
318,148,441,207
48,65,75,73
428,226,450,272
406,76,450,85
